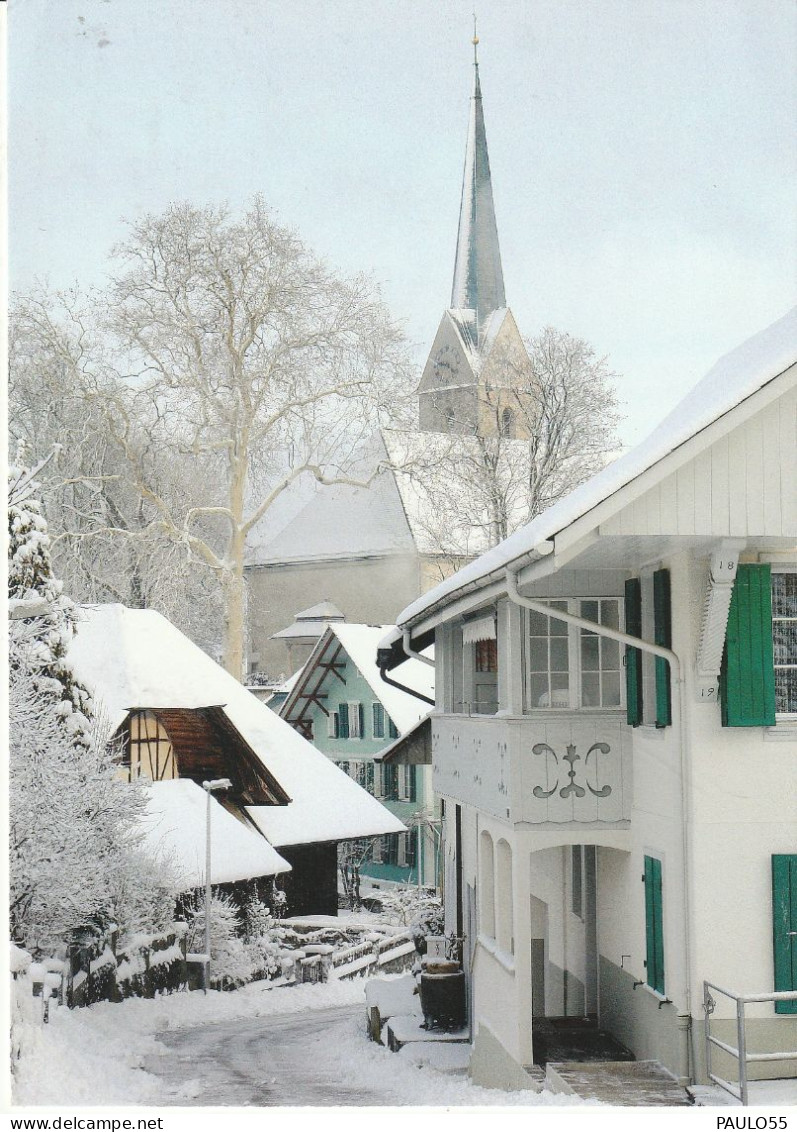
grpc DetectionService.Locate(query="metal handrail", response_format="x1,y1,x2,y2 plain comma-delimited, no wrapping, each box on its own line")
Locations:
703,980,797,1105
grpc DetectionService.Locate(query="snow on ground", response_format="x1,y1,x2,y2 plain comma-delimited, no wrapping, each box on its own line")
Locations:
12,978,593,1108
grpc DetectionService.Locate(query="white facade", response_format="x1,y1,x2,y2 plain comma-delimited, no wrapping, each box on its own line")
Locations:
391,315,797,1090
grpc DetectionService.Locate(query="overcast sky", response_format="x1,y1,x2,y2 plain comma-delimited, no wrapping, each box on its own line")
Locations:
9,0,797,445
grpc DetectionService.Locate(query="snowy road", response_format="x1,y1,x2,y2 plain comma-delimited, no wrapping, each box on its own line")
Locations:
145,1004,397,1106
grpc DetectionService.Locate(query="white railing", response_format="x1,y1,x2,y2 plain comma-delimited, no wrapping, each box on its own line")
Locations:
703,981,797,1105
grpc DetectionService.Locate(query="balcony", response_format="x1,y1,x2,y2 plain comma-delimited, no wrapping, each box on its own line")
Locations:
432,712,632,825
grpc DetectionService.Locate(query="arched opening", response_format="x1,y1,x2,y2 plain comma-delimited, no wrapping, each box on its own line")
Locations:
126,710,178,782
496,838,514,953
445,405,456,431
480,830,495,938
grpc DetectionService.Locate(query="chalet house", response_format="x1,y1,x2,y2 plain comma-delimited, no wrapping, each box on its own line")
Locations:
67,604,404,916
279,623,438,888
381,309,797,1093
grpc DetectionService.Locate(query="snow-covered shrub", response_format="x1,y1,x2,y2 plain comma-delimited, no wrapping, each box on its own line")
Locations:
377,885,443,930
242,896,282,980
184,894,255,989
8,451,176,956
10,944,40,1072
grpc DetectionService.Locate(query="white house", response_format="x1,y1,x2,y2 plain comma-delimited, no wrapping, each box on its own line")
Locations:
381,309,797,1093
68,604,404,916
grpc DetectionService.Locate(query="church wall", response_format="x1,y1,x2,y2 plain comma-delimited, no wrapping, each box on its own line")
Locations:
245,552,422,678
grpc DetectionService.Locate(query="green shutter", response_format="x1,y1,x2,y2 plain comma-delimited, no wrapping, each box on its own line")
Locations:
338,702,349,739
366,761,375,791
644,855,665,994
388,717,399,740
772,855,797,1014
654,569,672,728
625,579,643,726
720,564,776,727
409,766,417,803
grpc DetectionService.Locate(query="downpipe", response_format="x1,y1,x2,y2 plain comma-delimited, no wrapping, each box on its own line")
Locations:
505,570,695,1083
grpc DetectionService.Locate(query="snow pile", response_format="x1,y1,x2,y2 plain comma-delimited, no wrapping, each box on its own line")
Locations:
140,779,289,886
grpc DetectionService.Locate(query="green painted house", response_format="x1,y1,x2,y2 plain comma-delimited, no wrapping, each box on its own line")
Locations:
279,623,438,888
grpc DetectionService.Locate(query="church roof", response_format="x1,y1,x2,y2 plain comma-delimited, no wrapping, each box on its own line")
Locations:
246,441,416,566
450,41,506,340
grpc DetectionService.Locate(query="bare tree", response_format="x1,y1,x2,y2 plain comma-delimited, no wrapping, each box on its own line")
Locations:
393,326,621,560
11,198,415,674
9,297,225,653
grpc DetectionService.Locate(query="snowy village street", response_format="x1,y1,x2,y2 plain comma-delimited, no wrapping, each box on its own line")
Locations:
13,978,581,1109
144,1005,389,1107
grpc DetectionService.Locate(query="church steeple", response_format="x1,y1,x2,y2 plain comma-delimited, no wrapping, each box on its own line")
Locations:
450,27,506,341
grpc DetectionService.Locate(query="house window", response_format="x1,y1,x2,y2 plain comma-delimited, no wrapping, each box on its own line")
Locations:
382,765,399,801
382,834,399,866
348,702,364,739
480,830,495,938
372,702,386,739
126,711,178,781
404,831,417,870
327,711,340,739
475,639,498,672
571,845,583,919
526,599,623,710
398,765,416,802
499,407,514,439
772,570,797,717
643,855,665,995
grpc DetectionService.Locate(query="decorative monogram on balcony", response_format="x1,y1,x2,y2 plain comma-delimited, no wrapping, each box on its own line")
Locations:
531,742,613,800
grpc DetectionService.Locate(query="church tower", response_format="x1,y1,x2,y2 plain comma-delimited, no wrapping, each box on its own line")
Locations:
418,31,532,439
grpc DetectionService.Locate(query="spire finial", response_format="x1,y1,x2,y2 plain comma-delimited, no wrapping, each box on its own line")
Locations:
472,13,479,65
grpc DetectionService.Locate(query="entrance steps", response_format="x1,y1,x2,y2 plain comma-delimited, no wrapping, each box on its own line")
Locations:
546,1060,692,1106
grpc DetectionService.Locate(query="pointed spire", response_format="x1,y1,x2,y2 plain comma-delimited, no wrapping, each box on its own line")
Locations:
450,23,506,342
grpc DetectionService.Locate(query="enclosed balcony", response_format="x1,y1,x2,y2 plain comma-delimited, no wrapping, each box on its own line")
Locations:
431,712,631,826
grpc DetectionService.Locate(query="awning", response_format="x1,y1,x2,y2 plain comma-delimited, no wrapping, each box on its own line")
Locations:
462,614,496,644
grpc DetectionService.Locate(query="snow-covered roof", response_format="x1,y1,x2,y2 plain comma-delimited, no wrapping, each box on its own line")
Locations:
396,307,797,627
246,441,416,565
324,623,434,734
68,605,406,847
140,779,290,887
294,601,345,621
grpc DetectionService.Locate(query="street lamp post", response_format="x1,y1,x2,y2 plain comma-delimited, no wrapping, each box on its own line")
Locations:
203,778,232,992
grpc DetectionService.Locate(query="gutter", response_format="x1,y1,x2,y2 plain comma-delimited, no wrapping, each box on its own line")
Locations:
505,569,694,1084
378,665,435,708
403,628,435,668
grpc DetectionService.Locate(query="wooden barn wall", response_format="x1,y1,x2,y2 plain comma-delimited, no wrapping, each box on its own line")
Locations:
277,841,339,917
600,386,797,539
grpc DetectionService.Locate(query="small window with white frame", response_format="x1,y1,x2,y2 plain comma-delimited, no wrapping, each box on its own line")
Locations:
526,598,623,710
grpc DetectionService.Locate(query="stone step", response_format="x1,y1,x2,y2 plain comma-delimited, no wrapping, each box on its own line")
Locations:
546,1060,692,1106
